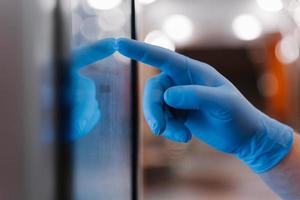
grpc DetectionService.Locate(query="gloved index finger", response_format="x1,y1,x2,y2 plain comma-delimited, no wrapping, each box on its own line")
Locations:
72,38,117,70
117,38,187,76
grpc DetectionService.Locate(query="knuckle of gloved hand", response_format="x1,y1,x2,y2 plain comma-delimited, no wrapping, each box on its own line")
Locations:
165,88,183,107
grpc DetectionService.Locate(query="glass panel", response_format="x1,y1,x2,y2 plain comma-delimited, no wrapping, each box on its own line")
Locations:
71,0,132,199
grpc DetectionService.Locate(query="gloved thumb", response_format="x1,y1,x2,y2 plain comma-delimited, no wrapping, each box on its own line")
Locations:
164,85,223,110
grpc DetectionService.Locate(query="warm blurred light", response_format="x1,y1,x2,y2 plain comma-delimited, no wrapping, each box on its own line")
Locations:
80,17,102,41
256,0,283,12
86,0,122,10
232,14,262,41
275,35,299,64
162,14,193,44
257,73,279,97
98,8,126,31
145,30,175,51
138,0,156,5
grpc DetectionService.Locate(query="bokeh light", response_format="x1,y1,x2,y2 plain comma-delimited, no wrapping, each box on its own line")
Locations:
138,0,156,5
275,34,299,64
86,0,122,10
162,14,193,44
257,73,279,97
256,0,283,12
232,14,262,41
144,30,175,51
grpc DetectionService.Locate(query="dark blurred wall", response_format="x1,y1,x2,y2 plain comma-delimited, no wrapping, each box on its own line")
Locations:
179,47,264,110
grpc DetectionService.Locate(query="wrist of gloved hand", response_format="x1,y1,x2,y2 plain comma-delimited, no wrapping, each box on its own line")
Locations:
236,114,294,173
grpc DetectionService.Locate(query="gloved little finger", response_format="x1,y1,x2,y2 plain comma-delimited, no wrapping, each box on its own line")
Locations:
143,73,173,135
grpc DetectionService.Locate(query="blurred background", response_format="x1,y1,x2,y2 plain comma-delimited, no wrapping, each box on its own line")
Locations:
134,0,300,199
1,0,299,199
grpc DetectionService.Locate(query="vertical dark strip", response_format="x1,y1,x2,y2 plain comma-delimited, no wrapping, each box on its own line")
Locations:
53,1,73,200
130,0,139,200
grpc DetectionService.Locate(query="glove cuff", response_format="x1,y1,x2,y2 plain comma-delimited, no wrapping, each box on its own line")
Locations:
236,117,294,173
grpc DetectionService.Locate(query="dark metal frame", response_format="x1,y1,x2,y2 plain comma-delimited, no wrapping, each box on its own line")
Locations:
130,0,139,199
53,1,73,199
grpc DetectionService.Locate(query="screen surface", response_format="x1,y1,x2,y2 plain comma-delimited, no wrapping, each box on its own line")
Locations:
71,0,133,199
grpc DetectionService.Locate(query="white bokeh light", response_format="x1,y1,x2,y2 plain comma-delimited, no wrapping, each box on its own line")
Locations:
145,30,175,51
138,0,156,5
232,14,262,41
275,35,299,64
256,0,283,12
162,14,193,44
86,0,122,10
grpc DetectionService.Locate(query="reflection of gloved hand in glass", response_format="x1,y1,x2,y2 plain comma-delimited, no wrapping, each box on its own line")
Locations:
69,38,117,140
117,38,294,173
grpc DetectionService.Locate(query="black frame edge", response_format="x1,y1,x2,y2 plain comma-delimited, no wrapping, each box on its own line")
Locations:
130,0,139,199
53,1,73,199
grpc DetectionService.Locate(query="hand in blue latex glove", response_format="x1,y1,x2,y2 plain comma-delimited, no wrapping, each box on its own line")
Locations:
69,38,117,140
117,38,293,173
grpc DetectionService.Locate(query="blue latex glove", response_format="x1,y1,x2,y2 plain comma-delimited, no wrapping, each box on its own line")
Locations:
69,38,117,140
117,38,294,173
